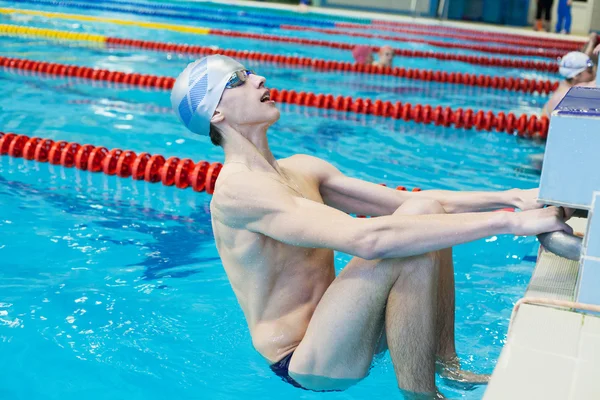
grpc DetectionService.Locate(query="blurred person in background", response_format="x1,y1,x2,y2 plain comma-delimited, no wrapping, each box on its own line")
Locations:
374,45,395,68
542,34,599,117
298,0,309,12
542,51,595,117
535,0,554,32
351,45,374,65
556,0,573,34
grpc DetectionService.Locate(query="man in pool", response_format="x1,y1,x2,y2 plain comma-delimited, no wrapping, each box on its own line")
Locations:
542,51,596,117
351,45,374,65
374,45,395,68
171,55,572,398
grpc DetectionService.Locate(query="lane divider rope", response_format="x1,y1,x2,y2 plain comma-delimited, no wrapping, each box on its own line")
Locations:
0,24,559,94
0,56,550,139
14,0,583,52
282,25,567,59
0,131,222,193
369,20,587,48
67,98,538,130
0,8,560,73
0,8,211,35
57,0,586,49
61,0,588,54
7,0,282,29
334,22,582,52
0,132,422,195
63,0,586,51
63,0,337,27
7,0,568,59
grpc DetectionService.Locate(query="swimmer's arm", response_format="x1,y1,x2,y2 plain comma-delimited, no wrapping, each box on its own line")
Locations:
212,174,565,260
582,33,598,58
542,101,550,118
410,189,541,214
300,156,535,215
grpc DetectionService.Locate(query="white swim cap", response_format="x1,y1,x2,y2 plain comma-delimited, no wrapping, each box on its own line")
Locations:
559,51,593,79
171,55,245,136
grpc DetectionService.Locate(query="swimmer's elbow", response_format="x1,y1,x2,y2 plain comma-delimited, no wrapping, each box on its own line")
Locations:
353,221,413,260
354,243,378,260
352,226,386,260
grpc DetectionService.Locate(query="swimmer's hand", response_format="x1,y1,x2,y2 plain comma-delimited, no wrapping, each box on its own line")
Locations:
511,188,544,211
594,43,600,55
510,206,573,236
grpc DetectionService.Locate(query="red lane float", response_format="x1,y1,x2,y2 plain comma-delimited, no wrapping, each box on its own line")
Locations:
206,28,559,73
0,57,549,138
0,56,175,90
3,25,561,88
103,37,559,93
335,22,583,52
266,88,549,139
0,56,550,139
0,132,422,195
0,132,223,194
281,25,567,59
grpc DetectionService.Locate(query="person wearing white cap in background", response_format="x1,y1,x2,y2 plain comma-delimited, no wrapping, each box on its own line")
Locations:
542,51,596,117
171,54,572,399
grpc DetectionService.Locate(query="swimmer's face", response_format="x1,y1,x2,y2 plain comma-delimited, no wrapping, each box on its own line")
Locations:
214,71,280,130
577,67,595,83
378,49,394,67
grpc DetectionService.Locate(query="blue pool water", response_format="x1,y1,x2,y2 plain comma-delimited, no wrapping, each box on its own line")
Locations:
0,1,550,399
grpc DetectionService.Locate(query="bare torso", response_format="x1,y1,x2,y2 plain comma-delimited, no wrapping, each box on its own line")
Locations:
545,81,571,115
210,155,335,363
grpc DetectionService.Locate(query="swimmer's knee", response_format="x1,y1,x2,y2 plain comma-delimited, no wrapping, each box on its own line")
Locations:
395,252,439,284
394,198,446,216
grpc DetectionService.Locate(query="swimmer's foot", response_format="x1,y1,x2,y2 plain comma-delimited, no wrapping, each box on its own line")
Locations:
436,357,490,391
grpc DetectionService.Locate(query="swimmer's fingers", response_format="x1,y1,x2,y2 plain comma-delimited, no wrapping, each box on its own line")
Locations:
560,219,574,235
556,207,574,235
593,43,600,55
562,207,575,221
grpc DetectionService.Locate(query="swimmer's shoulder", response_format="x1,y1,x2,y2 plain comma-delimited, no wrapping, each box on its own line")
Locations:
213,167,259,205
211,169,295,228
280,154,341,182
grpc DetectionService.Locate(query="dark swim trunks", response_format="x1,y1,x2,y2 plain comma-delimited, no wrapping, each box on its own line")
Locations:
270,353,342,392
270,352,305,389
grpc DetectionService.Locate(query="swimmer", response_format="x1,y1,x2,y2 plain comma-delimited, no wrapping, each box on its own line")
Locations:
298,0,309,12
374,45,395,68
542,51,595,117
171,55,573,399
583,32,599,65
351,45,373,65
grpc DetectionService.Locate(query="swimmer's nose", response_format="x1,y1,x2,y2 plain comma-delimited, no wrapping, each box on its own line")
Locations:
251,73,266,88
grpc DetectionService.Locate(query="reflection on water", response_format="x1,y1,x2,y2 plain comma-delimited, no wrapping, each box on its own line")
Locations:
0,163,216,281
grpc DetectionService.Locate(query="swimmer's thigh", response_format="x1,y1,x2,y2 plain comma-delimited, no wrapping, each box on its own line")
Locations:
288,198,445,390
287,254,418,390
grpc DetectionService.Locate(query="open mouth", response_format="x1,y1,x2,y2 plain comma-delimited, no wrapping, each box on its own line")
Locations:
260,91,271,103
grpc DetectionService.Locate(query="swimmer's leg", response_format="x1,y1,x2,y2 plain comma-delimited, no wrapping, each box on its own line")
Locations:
565,9,572,34
385,248,440,396
437,248,457,359
388,199,489,386
287,200,442,397
389,200,456,361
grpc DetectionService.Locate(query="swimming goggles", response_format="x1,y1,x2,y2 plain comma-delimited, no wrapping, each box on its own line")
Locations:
586,59,595,69
226,69,255,89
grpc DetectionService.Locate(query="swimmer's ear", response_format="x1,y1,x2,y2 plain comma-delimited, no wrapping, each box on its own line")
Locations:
211,109,225,124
